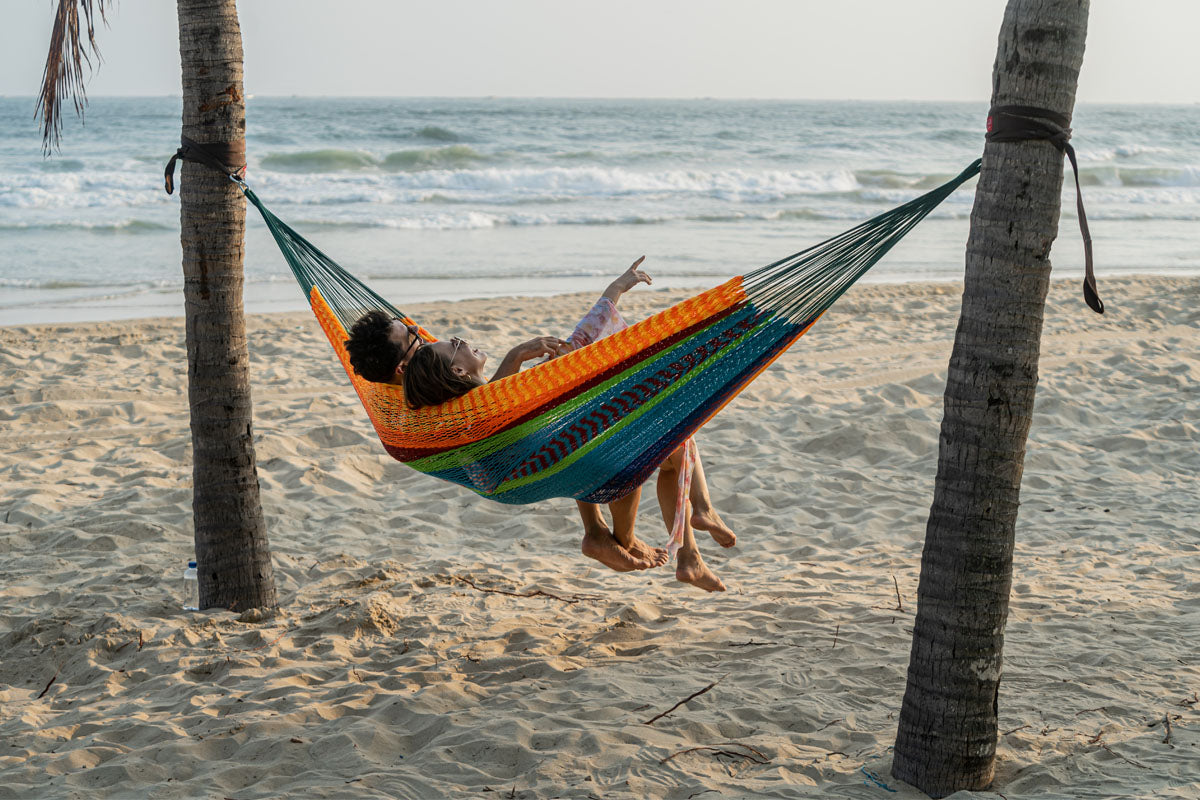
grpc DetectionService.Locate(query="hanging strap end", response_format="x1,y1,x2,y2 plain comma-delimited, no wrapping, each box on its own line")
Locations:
164,149,182,195
1082,277,1104,314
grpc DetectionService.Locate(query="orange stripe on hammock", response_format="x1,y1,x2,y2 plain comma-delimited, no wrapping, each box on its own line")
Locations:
310,278,749,452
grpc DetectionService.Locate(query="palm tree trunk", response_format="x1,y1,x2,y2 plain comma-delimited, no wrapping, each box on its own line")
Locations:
177,0,275,611
891,1,1088,795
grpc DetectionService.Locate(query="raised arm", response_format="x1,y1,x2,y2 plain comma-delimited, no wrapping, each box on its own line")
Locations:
490,336,571,382
600,255,652,306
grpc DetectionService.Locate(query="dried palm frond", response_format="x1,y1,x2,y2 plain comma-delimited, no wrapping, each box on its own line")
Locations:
36,0,113,153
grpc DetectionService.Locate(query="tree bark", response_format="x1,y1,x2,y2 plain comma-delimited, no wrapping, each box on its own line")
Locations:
177,0,275,611
891,1,1088,796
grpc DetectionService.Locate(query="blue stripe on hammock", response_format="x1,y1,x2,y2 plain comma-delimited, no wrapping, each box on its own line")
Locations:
578,314,807,503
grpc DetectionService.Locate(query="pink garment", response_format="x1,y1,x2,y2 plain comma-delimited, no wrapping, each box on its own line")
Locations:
568,296,698,560
665,438,699,559
568,296,626,350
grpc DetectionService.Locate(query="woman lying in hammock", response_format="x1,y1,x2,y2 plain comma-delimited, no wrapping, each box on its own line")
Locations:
346,259,735,591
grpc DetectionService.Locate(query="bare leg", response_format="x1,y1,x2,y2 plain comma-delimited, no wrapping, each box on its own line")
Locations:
656,456,725,591
578,500,659,572
609,486,667,567
674,515,725,592
687,455,736,548
661,445,736,548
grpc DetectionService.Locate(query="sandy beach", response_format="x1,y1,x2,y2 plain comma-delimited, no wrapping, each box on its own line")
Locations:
1,275,1197,799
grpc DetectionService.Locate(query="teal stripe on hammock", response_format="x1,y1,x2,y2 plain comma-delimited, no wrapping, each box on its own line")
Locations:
494,313,775,496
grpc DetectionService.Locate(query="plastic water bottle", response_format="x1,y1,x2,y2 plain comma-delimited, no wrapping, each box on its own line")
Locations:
182,561,199,611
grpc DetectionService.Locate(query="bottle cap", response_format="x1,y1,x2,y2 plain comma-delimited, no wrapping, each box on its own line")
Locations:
188,561,197,568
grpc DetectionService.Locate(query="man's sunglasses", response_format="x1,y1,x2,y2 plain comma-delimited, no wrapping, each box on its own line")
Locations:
396,321,421,363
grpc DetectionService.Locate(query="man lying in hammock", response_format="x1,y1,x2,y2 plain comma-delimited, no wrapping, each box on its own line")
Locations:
345,259,735,592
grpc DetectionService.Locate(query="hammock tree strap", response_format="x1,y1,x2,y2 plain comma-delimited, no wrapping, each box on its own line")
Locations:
986,104,1102,314
164,136,246,195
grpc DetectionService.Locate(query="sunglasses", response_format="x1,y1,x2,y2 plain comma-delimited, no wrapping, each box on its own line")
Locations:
395,321,421,363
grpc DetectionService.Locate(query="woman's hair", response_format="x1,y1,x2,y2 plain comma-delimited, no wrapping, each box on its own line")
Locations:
403,343,484,409
345,310,402,383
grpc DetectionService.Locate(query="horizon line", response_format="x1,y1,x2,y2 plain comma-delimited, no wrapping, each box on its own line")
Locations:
0,94,1195,107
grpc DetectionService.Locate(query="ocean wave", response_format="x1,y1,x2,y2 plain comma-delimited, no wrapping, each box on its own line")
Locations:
38,158,86,172
1114,144,1173,158
853,169,962,189
381,145,489,171
285,202,952,231
411,125,462,142
2,160,1197,217
0,170,171,209
1076,165,1200,187
293,210,668,230
216,165,865,207
928,128,978,144
378,165,858,200
0,276,173,290
258,145,489,173
1079,144,1175,162
549,148,687,164
1084,208,1200,221
260,149,379,172
0,278,92,289
361,267,616,281
0,219,171,233
693,208,839,223
551,150,600,161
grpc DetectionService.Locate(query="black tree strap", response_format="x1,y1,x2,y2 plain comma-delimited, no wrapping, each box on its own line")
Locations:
986,105,1103,314
164,135,247,195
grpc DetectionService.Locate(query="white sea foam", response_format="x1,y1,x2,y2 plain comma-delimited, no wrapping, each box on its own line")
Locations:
0,171,169,209
252,165,864,208
1078,143,1175,162
3,97,1199,320
2,165,860,208
4,160,1197,215
0,218,171,233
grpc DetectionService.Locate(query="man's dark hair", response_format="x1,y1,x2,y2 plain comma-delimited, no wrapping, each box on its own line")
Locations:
345,310,402,383
403,344,484,409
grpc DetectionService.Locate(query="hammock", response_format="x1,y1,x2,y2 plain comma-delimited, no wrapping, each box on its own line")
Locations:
242,159,981,505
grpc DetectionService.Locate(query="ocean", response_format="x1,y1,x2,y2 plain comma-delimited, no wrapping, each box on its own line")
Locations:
1,97,1198,325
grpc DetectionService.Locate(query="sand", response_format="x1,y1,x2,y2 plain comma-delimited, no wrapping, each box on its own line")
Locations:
1,275,1197,799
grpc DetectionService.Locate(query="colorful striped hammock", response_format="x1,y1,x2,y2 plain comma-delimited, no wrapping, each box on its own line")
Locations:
243,159,980,505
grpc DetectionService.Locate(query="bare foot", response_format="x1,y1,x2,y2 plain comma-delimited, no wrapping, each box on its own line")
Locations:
581,526,659,572
675,551,726,592
624,536,669,567
691,507,736,548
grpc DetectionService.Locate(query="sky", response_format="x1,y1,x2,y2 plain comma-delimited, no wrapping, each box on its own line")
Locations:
1,0,1196,104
